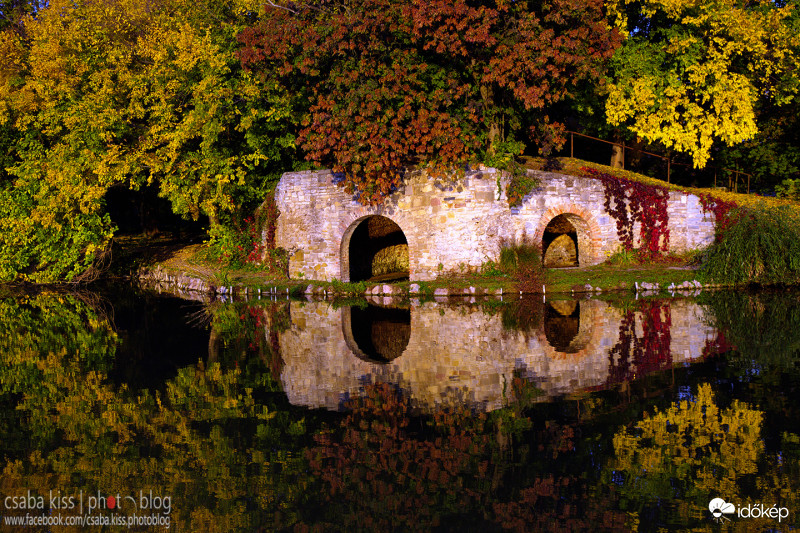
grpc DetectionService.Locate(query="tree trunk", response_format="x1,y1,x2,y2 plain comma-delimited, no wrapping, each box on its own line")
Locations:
610,143,624,168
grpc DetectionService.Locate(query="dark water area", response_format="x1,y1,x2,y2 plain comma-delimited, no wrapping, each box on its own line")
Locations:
0,285,799,532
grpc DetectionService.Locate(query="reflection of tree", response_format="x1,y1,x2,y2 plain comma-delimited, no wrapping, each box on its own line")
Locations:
302,383,495,531
302,382,630,532
208,301,290,379
702,290,800,368
0,294,312,532
607,301,672,385
610,383,800,529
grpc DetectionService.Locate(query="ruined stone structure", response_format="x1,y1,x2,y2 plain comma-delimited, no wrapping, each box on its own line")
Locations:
276,298,717,411
273,169,716,282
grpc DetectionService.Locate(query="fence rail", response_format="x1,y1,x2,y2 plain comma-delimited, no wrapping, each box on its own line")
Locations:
564,131,752,193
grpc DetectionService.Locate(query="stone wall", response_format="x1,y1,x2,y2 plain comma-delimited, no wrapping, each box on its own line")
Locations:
276,298,717,412
273,169,716,281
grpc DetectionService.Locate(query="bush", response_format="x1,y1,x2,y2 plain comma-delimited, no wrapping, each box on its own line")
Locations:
499,237,544,293
700,206,800,285
775,178,800,200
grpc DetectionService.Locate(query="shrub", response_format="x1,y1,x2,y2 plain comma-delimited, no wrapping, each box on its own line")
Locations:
499,237,544,293
506,169,541,208
700,206,800,285
775,178,800,200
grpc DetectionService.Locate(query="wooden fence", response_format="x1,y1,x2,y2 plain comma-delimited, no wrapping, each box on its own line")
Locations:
564,131,753,193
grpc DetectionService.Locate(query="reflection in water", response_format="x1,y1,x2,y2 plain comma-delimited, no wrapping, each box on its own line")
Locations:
345,304,411,363
544,300,580,352
279,297,716,411
3,288,800,532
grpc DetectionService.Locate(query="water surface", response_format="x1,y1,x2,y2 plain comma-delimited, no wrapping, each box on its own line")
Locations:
0,286,798,531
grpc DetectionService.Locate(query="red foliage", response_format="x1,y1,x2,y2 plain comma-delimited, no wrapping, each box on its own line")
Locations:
240,1,621,204
697,193,737,241
581,167,670,256
607,301,673,385
701,331,735,358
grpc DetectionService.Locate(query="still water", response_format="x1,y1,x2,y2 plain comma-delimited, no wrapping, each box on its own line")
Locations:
0,285,799,532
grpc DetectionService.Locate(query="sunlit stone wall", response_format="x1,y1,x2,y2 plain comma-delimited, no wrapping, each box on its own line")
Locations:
276,299,718,412
272,169,716,281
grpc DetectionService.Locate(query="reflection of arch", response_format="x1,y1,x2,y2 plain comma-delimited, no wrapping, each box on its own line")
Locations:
340,215,409,282
534,206,602,267
342,305,411,364
543,300,592,354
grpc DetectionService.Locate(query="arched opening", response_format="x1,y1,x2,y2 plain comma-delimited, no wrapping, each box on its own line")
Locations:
342,215,409,282
544,300,581,353
542,214,579,267
342,304,411,364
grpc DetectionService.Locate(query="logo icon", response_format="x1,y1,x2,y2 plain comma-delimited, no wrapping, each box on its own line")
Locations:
709,498,736,523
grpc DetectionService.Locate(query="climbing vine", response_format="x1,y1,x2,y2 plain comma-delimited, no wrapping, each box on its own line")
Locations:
581,168,670,256
697,193,737,241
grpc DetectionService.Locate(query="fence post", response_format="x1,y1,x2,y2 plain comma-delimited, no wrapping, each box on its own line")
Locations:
570,132,573,159
622,142,625,170
667,157,670,184
747,173,750,194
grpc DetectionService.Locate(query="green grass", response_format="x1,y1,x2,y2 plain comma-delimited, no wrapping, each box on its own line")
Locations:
543,263,702,293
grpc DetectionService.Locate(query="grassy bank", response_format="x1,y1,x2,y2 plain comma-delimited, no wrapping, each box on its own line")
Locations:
125,237,709,298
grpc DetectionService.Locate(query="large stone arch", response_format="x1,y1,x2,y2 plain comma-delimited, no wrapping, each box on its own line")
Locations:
340,215,410,282
534,205,603,267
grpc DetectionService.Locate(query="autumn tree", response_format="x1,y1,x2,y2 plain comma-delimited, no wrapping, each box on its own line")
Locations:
239,0,621,204
605,0,800,168
0,0,296,282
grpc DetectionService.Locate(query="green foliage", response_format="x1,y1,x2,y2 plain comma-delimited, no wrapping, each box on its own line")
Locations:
506,168,541,208
205,214,274,270
606,247,637,266
700,206,800,285
716,106,800,192
0,0,297,282
605,0,800,168
776,178,800,200
483,139,526,172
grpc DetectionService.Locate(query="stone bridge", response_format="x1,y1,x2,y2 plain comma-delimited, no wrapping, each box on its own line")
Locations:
273,168,716,282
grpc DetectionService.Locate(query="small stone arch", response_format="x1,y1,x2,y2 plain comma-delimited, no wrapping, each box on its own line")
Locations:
340,215,410,283
535,206,602,267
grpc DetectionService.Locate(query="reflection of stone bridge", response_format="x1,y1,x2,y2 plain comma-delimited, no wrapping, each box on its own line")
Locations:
274,169,716,282
276,298,717,411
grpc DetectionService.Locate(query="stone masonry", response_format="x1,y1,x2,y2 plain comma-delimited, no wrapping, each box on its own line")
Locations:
272,169,716,281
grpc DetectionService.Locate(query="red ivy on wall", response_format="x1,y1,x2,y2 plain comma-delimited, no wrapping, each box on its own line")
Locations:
581,168,670,256
697,193,737,241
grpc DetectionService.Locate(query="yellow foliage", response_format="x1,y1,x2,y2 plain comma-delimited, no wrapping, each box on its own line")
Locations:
614,384,763,510
606,0,800,167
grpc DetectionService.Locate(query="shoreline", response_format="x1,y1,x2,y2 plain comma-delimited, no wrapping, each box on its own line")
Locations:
134,249,728,303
